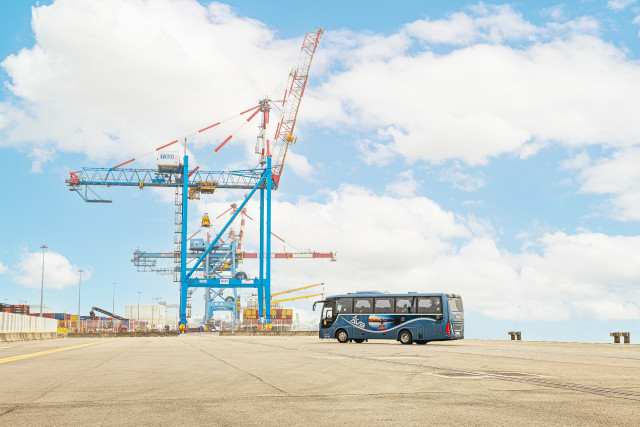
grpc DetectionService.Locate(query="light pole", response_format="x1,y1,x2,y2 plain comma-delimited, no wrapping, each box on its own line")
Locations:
137,291,141,322
77,269,83,332
39,245,47,316
112,282,116,314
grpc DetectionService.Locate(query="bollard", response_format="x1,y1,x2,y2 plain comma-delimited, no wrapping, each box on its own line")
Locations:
508,331,521,341
621,332,631,344
610,332,620,344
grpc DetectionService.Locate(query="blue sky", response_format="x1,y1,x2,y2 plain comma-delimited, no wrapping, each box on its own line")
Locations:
1,0,640,341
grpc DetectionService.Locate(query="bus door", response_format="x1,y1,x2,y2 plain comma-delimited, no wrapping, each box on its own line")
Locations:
320,301,337,338
416,296,444,340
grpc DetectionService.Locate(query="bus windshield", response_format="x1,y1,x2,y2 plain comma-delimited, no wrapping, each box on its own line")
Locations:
448,297,463,312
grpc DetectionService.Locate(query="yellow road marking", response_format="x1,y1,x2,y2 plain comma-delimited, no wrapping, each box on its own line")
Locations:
0,339,117,364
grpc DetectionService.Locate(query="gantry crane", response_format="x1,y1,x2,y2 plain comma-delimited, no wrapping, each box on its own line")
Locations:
66,28,324,331
132,205,336,324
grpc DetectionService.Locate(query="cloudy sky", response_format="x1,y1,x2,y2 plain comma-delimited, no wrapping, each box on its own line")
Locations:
1,0,640,341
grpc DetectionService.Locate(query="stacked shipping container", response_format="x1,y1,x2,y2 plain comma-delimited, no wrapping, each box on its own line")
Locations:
1,304,30,315
242,308,293,327
23,312,148,332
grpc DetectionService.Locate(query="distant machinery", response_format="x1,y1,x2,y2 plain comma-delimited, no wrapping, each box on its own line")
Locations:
67,28,325,331
89,306,128,331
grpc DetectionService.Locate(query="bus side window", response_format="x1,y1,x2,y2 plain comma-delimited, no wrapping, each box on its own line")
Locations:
354,298,372,313
418,297,442,314
374,298,393,313
395,297,413,313
432,297,442,313
337,298,352,314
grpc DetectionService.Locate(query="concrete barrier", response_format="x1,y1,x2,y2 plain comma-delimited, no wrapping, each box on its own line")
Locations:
508,331,522,340
0,312,58,342
610,332,631,344
0,332,58,342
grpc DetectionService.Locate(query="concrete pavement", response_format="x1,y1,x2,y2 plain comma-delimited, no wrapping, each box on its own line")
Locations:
1,335,639,425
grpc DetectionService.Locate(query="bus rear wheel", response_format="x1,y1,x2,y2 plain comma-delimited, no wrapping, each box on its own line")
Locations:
336,329,349,343
399,330,413,345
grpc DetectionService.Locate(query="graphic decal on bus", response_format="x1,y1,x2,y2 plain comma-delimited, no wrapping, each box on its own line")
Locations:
368,315,395,330
342,314,435,334
346,315,366,329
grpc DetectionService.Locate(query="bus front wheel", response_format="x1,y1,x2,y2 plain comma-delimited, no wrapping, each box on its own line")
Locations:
336,329,349,343
399,330,413,345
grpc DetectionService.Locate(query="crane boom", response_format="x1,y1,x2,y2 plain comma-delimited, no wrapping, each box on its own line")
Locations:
272,293,324,304
270,28,324,188
271,282,323,297
89,306,126,321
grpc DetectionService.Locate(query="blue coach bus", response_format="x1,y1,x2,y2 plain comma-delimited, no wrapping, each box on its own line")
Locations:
313,292,464,344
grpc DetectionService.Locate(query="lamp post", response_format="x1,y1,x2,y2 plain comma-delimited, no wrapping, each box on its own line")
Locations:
77,269,83,332
39,245,47,316
112,282,116,314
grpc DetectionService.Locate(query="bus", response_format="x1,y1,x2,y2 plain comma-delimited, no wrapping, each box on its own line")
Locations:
313,292,464,344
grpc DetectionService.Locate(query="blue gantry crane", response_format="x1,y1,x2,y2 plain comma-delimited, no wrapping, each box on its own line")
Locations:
66,28,324,332
131,206,336,326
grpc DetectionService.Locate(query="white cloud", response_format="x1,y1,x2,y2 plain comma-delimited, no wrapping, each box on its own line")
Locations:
284,150,314,181
1,0,300,169
438,162,486,192
0,261,9,274
634,15,640,36
307,30,640,166
561,151,591,170
3,0,638,182
404,5,537,45
28,146,56,173
13,249,88,290
385,170,420,197
541,5,567,21
574,147,640,221
193,185,640,322
607,0,637,11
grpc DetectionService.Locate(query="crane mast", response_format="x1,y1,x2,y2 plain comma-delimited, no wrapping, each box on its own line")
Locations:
269,28,324,188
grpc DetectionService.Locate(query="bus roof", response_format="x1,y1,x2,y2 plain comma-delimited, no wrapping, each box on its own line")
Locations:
323,292,460,299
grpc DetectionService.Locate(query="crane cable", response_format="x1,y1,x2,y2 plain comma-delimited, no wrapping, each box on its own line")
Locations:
214,202,303,253
109,104,260,169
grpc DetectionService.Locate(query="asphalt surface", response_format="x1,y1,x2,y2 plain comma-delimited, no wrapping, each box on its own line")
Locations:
1,335,639,426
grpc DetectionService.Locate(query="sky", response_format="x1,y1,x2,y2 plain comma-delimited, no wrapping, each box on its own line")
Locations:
1,0,640,341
